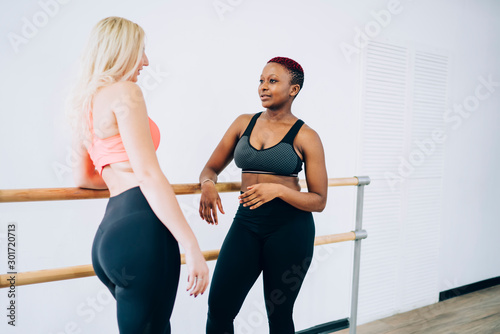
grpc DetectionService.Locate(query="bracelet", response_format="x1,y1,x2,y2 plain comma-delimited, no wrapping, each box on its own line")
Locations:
201,179,216,187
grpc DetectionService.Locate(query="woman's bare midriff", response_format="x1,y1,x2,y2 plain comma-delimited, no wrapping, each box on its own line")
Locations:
103,164,301,197
241,173,301,193
101,162,140,197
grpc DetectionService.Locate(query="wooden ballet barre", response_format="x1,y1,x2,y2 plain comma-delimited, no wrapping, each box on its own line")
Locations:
0,231,363,289
0,177,362,203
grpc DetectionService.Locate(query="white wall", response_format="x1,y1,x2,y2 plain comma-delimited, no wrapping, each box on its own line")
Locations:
439,1,500,290
0,0,499,333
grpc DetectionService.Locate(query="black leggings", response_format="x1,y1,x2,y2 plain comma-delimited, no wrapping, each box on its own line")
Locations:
207,197,315,334
91,186,180,334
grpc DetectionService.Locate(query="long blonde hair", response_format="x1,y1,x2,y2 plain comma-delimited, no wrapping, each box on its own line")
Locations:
67,16,145,144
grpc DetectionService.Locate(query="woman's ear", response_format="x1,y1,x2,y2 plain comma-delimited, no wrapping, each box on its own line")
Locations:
290,84,300,97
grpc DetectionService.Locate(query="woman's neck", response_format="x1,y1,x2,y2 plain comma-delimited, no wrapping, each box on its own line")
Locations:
264,105,294,121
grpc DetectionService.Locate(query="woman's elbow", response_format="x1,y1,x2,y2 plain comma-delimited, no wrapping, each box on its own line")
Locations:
315,196,327,212
73,168,103,189
135,166,165,186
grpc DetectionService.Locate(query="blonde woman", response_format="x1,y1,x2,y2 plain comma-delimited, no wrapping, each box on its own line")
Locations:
68,17,208,333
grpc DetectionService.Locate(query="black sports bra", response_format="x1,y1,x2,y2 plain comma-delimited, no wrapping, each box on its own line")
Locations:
233,112,304,177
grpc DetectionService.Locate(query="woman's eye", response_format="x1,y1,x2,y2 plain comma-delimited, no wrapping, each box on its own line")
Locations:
259,80,264,83
270,79,277,83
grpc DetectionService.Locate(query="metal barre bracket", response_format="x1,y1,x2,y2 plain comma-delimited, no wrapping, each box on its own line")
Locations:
354,229,368,240
355,176,371,186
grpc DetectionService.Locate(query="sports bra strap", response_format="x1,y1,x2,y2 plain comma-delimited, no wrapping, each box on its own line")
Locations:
242,112,263,137
242,112,304,144
282,119,305,144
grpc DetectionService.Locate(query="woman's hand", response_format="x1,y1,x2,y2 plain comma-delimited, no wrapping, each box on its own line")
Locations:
184,247,209,297
199,182,225,225
239,183,284,209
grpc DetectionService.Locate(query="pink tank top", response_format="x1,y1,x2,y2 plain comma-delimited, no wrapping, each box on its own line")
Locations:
87,111,161,175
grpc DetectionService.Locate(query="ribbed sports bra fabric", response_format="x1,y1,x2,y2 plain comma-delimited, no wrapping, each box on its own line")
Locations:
87,111,160,175
234,112,304,177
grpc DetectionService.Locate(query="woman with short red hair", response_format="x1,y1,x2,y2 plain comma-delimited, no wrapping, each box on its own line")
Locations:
199,57,328,334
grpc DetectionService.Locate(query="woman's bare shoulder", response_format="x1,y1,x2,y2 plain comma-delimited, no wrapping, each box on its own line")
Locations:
234,113,256,121
296,122,323,146
93,82,145,117
94,81,143,104
228,113,256,134
103,81,141,93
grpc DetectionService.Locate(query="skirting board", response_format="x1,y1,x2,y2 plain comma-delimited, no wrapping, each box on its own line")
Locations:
439,276,500,302
296,318,350,334
297,277,500,334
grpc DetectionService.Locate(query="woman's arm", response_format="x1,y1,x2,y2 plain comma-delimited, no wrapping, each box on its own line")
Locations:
277,127,328,211
72,134,108,189
199,114,251,224
111,81,208,296
239,126,328,212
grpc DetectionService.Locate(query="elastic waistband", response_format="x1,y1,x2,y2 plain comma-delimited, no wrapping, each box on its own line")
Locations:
103,186,152,221
108,186,146,205
235,196,310,219
110,185,140,198
242,170,298,177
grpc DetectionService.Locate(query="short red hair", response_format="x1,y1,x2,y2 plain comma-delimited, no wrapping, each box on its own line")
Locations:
267,56,304,89
267,57,304,74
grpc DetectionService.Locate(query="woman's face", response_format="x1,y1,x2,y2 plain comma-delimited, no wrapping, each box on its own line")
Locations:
258,62,297,109
131,49,149,82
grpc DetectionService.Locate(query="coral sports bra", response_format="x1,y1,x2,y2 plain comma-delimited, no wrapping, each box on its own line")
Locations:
233,112,304,177
87,111,160,175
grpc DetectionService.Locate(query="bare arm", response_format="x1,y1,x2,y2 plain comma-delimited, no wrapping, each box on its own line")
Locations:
199,114,251,224
72,133,107,189
240,126,328,212
277,127,328,212
199,114,250,182
111,82,208,295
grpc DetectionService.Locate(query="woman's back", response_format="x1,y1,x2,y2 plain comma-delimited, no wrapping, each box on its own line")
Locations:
88,82,160,196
